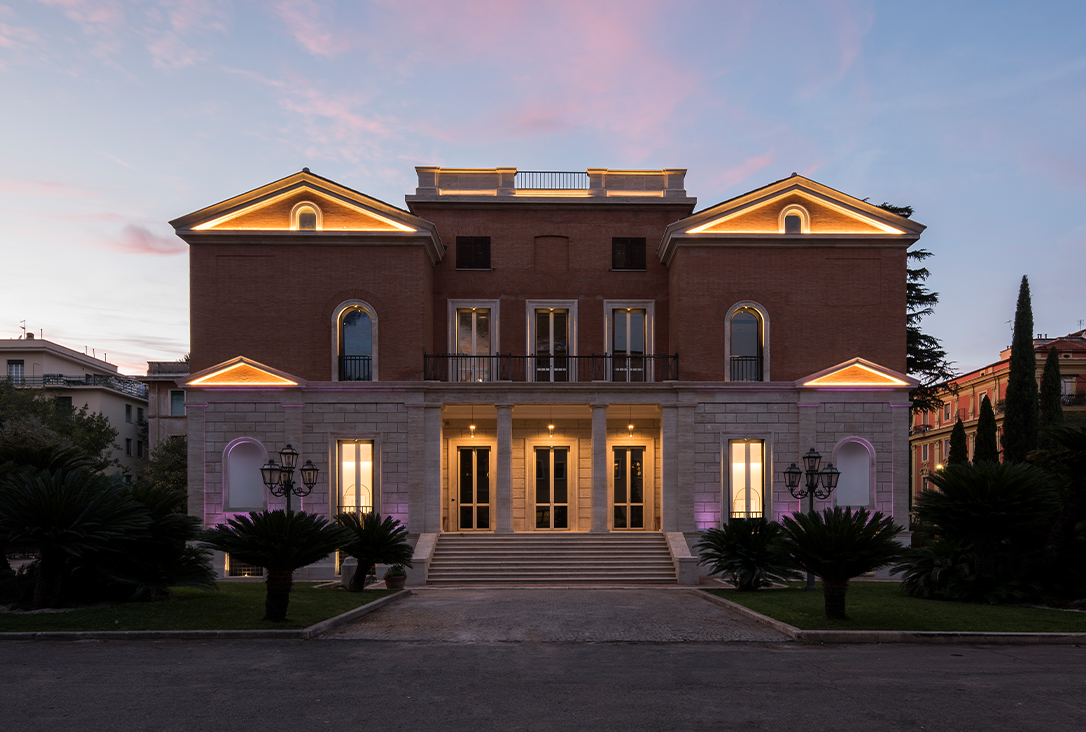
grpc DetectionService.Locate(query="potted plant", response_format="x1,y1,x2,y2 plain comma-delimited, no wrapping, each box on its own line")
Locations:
383,564,407,590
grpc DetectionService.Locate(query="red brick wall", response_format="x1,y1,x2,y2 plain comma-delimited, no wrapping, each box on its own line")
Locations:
668,243,907,381
411,203,694,359
190,239,433,381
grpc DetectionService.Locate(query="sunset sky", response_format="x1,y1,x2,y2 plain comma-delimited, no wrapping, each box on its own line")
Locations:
2,0,1083,375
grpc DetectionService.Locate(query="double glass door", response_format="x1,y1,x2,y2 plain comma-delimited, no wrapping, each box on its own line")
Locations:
456,308,492,382
535,447,569,529
457,446,491,530
612,309,646,382
534,309,569,382
613,446,645,529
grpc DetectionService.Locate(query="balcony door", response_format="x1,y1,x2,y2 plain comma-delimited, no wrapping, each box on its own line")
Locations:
611,308,646,382
534,309,569,382
456,308,492,382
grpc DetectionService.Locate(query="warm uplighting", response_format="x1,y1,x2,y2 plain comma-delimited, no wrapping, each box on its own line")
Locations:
803,362,910,388
192,187,417,232
935,463,944,471
548,423,555,437
188,359,297,387
686,189,906,236
469,404,476,437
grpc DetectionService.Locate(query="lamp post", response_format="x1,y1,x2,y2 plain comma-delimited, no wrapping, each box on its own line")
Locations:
783,447,841,592
260,444,319,514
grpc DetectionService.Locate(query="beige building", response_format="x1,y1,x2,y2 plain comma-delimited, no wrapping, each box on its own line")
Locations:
0,336,148,475
141,361,190,449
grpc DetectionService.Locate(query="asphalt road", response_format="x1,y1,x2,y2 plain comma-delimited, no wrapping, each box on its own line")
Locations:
4,640,1085,732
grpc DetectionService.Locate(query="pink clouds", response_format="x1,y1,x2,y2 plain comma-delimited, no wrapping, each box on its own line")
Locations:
271,0,356,57
0,177,97,197
708,152,777,191
115,224,186,254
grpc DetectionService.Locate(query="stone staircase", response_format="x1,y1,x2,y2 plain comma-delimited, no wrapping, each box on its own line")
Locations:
425,532,677,585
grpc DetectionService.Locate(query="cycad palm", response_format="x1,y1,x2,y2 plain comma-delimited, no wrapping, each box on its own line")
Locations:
201,510,352,621
779,507,903,620
695,518,799,590
336,512,414,591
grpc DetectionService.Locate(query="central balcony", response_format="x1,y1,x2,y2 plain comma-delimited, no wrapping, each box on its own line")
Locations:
424,354,678,383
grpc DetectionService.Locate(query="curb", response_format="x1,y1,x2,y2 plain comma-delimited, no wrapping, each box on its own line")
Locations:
698,590,1086,645
0,590,410,642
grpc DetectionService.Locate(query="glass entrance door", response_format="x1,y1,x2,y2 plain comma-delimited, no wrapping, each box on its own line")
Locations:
534,309,569,382
457,446,491,530
535,447,569,529
613,446,645,530
456,308,491,382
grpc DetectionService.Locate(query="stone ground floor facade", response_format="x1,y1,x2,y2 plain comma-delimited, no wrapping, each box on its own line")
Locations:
185,359,914,582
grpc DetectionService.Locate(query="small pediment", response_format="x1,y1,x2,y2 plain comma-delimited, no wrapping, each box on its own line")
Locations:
799,358,916,389
185,357,304,388
688,191,902,236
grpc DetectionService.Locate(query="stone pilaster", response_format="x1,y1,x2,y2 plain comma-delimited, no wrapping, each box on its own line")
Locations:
496,403,514,533
591,403,609,532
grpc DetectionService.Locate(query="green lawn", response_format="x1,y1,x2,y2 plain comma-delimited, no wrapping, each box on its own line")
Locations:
709,582,1086,632
0,582,394,632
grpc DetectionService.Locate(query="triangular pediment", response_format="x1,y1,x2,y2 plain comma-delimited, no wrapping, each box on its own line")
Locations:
185,357,304,388
659,174,925,264
799,358,917,389
169,170,445,263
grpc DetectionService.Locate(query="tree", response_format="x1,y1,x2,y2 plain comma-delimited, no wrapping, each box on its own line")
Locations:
336,512,415,592
947,418,969,466
695,518,800,590
1002,276,1039,462
0,380,119,473
913,462,1054,581
778,507,903,620
876,204,957,414
974,395,1000,464
200,510,351,621
1038,346,1064,443
1029,425,1086,567
142,436,188,512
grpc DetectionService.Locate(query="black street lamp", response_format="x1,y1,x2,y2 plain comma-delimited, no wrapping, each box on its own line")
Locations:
260,443,319,514
783,447,841,592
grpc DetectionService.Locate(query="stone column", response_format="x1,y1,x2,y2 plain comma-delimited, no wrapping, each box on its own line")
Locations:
424,405,443,533
660,405,679,531
185,402,206,523
495,404,514,533
591,403,609,532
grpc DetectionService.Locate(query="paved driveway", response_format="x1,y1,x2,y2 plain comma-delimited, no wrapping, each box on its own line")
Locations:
327,588,789,642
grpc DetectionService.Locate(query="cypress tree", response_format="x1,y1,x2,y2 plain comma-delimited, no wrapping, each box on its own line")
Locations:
1001,276,1039,462
947,418,969,465
1038,345,1064,445
974,395,1000,464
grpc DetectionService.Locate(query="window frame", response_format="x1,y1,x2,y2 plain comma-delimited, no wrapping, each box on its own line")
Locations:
125,404,132,423
455,236,492,270
222,437,268,512
331,300,379,382
526,299,578,382
604,300,654,383
724,301,771,382
336,439,378,517
6,359,24,383
525,436,581,531
290,201,323,231
778,204,811,234
611,237,647,271
170,390,185,417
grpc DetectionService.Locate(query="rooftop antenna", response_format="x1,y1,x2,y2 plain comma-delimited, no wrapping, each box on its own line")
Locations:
19,320,25,339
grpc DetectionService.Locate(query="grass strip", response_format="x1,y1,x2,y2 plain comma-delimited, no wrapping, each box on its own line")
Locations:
708,582,1086,632
0,582,394,632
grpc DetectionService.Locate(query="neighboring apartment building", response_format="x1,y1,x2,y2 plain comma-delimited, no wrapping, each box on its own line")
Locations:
0,335,149,474
141,360,190,449
171,167,923,580
910,328,1086,495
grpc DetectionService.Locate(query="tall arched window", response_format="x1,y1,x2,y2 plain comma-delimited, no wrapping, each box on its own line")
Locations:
730,308,763,381
291,201,323,231
224,438,267,511
834,439,874,507
333,301,377,381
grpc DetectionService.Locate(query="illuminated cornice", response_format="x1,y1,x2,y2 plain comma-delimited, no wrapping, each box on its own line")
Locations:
185,357,302,388
686,190,905,235
192,187,416,232
800,358,916,389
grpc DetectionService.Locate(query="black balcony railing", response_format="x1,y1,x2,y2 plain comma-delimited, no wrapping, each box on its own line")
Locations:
423,354,678,383
729,356,763,382
339,355,373,381
514,171,591,190
1063,392,1086,407
4,374,148,398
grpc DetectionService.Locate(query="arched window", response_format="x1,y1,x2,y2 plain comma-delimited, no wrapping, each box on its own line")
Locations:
332,301,377,381
291,201,323,231
778,204,810,234
224,438,267,511
729,307,764,381
834,439,874,507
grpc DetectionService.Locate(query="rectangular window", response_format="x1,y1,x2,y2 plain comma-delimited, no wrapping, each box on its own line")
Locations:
125,438,132,456
137,441,144,458
125,405,132,423
922,443,929,461
943,403,951,422
338,440,374,517
170,390,185,416
455,236,491,270
534,309,569,382
6,360,24,384
612,309,646,382
455,308,492,382
137,407,144,423
611,237,646,270
56,396,72,411
226,555,263,577
729,440,764,519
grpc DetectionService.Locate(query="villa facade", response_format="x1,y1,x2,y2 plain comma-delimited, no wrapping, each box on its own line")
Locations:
171,167,923,580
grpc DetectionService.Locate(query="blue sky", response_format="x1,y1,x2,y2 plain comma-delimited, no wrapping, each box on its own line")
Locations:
2,0,1083,374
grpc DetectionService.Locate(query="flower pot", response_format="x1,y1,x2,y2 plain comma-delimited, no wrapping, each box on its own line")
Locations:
384,575,406,590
